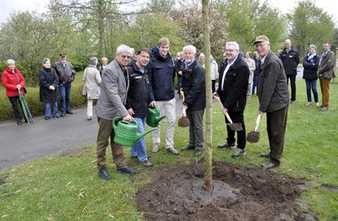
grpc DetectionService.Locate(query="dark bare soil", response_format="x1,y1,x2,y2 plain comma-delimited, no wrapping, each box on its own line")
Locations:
136,161,318,221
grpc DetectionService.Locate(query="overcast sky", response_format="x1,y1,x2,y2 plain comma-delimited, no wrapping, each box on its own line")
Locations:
0,0,337,25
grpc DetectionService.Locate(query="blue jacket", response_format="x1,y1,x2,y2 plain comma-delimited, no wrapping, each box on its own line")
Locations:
148,47,176,101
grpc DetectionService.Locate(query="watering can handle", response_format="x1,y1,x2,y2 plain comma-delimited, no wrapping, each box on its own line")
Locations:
254,114,262,132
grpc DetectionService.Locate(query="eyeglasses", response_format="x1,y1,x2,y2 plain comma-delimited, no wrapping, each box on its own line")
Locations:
121,55,131,59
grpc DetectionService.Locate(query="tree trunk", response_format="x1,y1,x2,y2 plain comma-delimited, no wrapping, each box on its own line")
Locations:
202,0,213,192
97,0,106,57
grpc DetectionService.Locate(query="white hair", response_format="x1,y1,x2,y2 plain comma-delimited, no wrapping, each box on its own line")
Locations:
116,44,133,56
225,41,240,51
6,59,15,65
183,45,197,54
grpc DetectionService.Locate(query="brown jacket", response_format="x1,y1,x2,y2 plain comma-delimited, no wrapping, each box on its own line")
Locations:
318,50,336,80
257,52,289,113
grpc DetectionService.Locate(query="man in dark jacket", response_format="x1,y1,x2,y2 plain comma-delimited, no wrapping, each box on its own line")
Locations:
303,44,320,106
54,53,76,116
254,35,289,170
126,49,155,167
279,39,299,103
180,45,206,154
217,41,249,158
148,37,179,155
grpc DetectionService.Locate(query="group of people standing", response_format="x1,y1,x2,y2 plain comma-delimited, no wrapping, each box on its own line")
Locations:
1,34,335,180
1,54,77,124
279,39,336,111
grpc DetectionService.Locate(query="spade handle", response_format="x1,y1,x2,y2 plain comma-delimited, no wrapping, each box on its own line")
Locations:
255,114,262,131
215,95,233,124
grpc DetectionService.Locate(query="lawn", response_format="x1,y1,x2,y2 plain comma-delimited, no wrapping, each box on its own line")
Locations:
0,81,337,221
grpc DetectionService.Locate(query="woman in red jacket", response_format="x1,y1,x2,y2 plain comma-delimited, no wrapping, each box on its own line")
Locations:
1,59,26,125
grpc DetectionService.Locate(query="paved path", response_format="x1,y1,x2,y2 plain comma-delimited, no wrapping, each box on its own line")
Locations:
0,97,184,171
0,108,97,170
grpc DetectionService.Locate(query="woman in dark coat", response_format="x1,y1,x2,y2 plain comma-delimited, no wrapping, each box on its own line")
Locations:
303,44,320,106
39,58,59,120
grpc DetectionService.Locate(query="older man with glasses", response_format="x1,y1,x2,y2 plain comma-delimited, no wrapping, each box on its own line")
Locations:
95,44,135,180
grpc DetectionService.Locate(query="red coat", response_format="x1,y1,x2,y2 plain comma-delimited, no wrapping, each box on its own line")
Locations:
1,67,26,97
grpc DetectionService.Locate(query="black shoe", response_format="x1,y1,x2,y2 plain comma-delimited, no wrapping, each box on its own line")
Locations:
66,111,74,114
259,152,270,158
98,166,111,180
60,113,65,117
16,120,23,126
262,161,280,170
218,143,234,149
117,167,135,175
194,148,204,156
183,145,195,151
44,116,51,120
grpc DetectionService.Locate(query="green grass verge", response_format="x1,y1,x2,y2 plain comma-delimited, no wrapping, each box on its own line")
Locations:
0,73,86,121
0,81,337,221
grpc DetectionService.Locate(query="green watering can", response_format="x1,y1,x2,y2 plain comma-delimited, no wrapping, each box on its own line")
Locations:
146,106,166,128
113,118,155,146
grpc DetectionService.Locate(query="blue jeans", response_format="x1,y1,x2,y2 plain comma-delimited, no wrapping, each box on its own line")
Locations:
59,82,72,113
305,79,318,103
45,99,58,118
131,118,148,162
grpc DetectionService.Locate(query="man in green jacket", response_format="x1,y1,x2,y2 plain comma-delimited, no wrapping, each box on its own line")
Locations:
254,35,289,170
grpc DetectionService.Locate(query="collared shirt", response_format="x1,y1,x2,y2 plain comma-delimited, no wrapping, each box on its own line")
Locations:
220,56,237,90
260,55,267,65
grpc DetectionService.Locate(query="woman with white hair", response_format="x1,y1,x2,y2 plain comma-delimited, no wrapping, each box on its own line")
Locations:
82,57,102,120
1,59,26,125
39,58,59,120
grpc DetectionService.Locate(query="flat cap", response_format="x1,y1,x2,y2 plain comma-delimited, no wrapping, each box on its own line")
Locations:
254,35,270,45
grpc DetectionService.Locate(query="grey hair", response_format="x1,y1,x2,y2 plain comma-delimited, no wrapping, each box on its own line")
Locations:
42,58,50,64
116,44,133,56
225,41,240,51
89,57,98,66
183,45,197,54
6,59,15,65
309,44,316,49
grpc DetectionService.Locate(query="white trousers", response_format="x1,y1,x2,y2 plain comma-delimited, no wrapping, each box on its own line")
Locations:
87,99,94,119
152,98,176,149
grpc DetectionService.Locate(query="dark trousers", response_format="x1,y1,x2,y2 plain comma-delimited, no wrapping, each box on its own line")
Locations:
225,111,246,150
59,82,72,113
252,76,259,95
8,96,22,122
266,106,288,164
305,79,318,103
96,117,126,169
287,75,296,101
187,109,204,150
211,80,216,93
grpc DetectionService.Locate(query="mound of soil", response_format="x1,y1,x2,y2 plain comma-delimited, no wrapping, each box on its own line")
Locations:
136,161,317,221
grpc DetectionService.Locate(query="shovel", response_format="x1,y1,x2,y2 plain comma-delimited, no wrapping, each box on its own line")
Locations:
178,90,190,128
215,96,243,131
247,113,262,143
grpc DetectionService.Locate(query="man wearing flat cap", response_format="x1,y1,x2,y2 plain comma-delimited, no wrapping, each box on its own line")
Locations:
96,44,135,180
254,35,289,170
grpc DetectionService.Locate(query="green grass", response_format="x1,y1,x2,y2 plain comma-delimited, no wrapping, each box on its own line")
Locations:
0,81,338,221
0,73,86,121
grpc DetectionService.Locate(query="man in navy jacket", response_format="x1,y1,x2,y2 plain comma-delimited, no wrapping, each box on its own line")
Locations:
148,37,179,155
